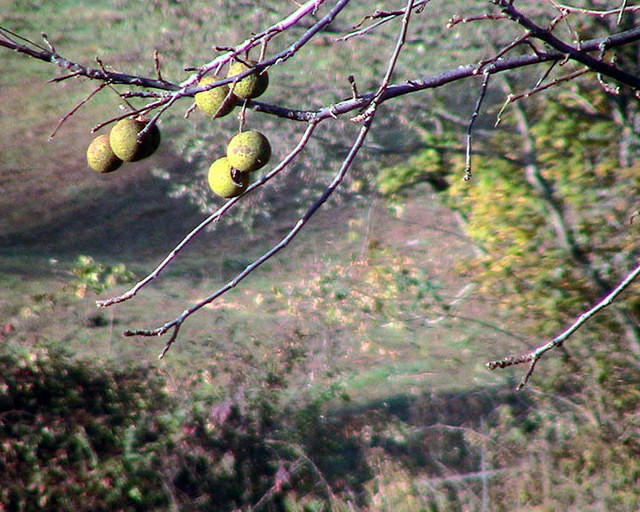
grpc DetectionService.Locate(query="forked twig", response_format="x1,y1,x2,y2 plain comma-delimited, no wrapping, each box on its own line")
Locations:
49,82,108,140
463,69,491,181
129,117,372,359
495,67,590,125
97,120,319,308
487,261,640,389
121,0,414,357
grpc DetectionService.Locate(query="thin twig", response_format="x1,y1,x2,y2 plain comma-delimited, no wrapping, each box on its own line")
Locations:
546,0,640,19
487,261,640,389
49,82,108,140
617,0,629,25
351,0,416,123
463,70,490,181
0,25,48,51
533,60,558,89
497,0,640,89
97,120,319,308
137,93,181,139
476,32,532,73
338,0,429,41
48,70,83,83
127,117,372,358
90,101,161,132
120,90,164,98
447,13,508,29
338,16,394,42
495,67,590,126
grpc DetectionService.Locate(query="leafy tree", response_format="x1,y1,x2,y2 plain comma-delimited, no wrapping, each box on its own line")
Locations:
375,11,640,508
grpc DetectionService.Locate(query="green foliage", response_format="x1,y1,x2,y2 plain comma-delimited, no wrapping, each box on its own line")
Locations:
377,81,640,510
0,340,373,511
70,255,135,298
377,131,458,197
486,398,640,510
0,343,173,511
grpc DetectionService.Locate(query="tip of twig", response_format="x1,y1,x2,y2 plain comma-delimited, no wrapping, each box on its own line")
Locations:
184,102,197,119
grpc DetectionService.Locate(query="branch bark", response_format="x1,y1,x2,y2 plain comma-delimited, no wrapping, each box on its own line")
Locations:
497,0,640,89
488,261,640,389
3,23,640,124
119,0,417,356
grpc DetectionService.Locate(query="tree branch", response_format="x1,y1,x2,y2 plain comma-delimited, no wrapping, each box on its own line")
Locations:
120,0,416,356
128,117,373,358
487,261,640,389
4,22,640,126
497,0,640,89
0,25,179,89
97,120,320,308
500,73,640,359
250,25,640,122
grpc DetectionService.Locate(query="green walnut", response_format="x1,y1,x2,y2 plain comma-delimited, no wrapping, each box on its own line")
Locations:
208,157,250,198
109,117,161,162
227,60,269,99
226,130,271,173
86,134,123,173
195,76,235,118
